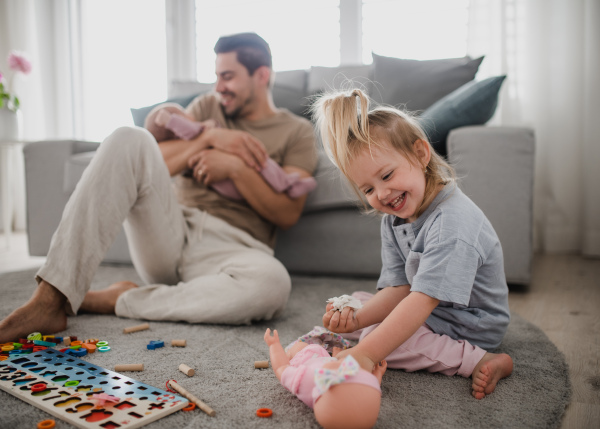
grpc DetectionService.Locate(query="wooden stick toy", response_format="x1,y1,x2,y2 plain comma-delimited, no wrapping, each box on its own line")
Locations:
123,322,150,334
178,363,195,376
171,339,187,347
168,380,216,417
114,363,144,372
254,360,269,369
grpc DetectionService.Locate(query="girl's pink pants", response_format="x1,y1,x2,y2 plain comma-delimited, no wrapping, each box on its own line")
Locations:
346,292,486,378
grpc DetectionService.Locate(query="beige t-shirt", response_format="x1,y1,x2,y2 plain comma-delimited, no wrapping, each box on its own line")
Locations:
175,92,317,248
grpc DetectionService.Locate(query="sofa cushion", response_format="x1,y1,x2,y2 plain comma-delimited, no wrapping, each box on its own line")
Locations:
63,151,96,194
420,75,506,156
272,69,310,118
307,64,374,96
371,53,484,112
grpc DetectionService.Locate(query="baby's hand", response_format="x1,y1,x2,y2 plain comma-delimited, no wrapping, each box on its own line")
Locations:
264,328,280,347
323,306,360,334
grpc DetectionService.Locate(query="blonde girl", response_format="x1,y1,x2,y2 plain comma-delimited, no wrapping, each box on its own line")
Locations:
314,89,513,399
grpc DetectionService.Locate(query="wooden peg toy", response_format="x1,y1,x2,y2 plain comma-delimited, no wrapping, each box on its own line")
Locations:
167,380,216,417
114,363,144,372
123,322,150,334
171,339,187,347
254,360,269,369
179,364,195,376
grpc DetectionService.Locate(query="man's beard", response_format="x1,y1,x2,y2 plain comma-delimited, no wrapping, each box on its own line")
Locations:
220,91,254,120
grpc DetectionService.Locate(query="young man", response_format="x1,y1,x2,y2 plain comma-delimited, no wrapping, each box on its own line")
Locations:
0,33,317,342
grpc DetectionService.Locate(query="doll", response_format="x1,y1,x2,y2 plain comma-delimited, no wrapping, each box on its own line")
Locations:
264,328,386,429
144,103,317,201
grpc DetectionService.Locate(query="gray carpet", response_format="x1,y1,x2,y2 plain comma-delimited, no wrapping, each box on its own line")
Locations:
1,265,571,429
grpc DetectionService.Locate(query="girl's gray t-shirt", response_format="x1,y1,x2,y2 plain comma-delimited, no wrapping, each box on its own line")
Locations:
377,183,510,350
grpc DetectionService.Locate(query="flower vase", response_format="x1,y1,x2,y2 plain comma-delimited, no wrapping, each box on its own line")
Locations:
0,108,22,142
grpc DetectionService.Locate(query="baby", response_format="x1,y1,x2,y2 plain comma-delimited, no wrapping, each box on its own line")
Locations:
264,328,386,429
144,103,317,200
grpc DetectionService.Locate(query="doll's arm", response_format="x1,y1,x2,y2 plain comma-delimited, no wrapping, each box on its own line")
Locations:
264,329,291,381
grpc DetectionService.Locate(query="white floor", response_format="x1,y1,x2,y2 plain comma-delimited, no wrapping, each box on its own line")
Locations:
0,231,46,274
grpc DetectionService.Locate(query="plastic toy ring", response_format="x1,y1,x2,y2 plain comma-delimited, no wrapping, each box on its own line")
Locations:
165,379,177,393
256,408,273,418
37,419,56,429
182,403,196,412
31,383,47,392
96,341,109,347
97,346,111,352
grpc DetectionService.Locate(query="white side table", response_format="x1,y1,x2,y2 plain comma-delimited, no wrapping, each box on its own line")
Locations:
0,140,25,249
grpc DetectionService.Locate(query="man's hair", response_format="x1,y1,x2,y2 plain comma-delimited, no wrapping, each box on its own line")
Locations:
214,32,272,75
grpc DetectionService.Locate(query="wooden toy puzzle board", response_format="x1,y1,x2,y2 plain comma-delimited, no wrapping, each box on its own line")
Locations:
0,349,188,429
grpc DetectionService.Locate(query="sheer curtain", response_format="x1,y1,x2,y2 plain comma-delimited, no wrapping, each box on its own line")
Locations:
468,0,600,257
0,0,78,232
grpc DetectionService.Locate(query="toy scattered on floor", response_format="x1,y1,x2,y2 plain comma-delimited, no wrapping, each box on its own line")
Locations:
264,328,386,429
0,348,188,429
114,364,144,372
147,340,164,350
326,294,364,312
256,408,273,418
254,360,269,369
178,364,195,377
171,339,186,347
123,323,150,334
37,419,56,429
167,380,215,417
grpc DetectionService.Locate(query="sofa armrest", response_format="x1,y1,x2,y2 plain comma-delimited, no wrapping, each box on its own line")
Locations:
24,140,99,256
447,126,535,285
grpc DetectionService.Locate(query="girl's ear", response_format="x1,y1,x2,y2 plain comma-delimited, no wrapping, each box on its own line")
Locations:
413,139,431,169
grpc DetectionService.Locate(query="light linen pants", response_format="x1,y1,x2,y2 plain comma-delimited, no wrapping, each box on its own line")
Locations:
36,126,291,324
347,292,486,378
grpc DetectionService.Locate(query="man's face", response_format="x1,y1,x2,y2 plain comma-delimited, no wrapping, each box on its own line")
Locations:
214,52,257,119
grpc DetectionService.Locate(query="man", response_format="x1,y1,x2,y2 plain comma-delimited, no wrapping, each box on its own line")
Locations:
0,33,317,342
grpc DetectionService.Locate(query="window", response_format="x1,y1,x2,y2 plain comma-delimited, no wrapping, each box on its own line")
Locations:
79,0,167,141
362,0,470,62
194,0,340,82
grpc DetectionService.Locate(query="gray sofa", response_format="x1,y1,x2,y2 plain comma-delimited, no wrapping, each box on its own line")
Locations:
24,56,535,285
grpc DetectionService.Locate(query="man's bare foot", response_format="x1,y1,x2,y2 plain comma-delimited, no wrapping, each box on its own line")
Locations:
0,281,68,343
471,352,514,399
80,281,138,314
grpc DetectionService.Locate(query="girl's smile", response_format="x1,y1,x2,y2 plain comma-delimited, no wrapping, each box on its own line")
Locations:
347,142,429,223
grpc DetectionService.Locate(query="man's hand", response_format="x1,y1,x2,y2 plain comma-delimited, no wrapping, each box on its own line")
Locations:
323,303,361,334
188,149,245,185
200,128,268,172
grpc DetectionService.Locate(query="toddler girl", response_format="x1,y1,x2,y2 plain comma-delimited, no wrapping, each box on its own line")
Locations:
313,89,513,400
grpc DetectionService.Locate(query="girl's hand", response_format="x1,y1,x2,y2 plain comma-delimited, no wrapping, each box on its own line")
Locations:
334,348,376,373
264,328,280,347
323,306,360,333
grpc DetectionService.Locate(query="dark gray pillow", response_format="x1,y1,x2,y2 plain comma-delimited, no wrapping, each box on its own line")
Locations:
419,75,506,156
372,53,484,111
130,93,200,127
272,69,309,118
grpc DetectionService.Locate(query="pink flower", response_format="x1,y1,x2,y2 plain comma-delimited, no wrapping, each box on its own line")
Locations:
8,51,32,75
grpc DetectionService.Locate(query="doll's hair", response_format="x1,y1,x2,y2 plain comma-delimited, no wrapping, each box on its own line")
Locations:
312,88,455,218
214,32,272,75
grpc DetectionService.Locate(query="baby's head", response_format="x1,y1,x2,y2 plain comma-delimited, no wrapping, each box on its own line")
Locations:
313,89,454,220
144,102,188,142
312,356,382,429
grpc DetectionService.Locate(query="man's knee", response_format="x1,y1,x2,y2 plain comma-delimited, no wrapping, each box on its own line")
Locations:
101,126,157,156
243,255,291,320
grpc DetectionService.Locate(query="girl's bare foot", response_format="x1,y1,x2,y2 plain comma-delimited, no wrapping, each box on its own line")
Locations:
0,281,68,343
471,352,514,399
80,281,138,314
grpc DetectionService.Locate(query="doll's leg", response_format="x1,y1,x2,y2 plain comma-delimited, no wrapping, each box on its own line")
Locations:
287,176,318,198
115,212,291,324
37,127,187,314
358,323,486,377
260,158,297,193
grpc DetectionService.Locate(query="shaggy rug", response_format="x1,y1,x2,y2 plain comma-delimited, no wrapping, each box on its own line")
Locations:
0,265,571,429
